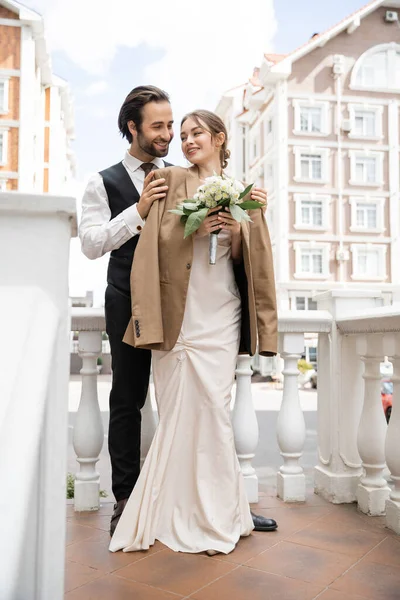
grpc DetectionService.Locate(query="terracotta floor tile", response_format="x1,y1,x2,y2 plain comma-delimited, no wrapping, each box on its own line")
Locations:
208,531,281,565
315,589,369,600
288,518,386,558
246,540,358,586
70,514,111,532
66,522,99,546
190,565,323,600
331,560,400,599
114,548,236,596
65,574,183,599
319,505,390,534
254,505,333,538
363,536,400,569
66,538,155,573
64,560,103,593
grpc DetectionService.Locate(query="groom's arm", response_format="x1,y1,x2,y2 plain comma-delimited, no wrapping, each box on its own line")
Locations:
79,173,146,260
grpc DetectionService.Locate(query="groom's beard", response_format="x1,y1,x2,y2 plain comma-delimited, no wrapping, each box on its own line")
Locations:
137,130,171,158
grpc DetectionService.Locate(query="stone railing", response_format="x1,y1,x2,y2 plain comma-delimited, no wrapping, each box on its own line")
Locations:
0,193,76,600
70,290,400,536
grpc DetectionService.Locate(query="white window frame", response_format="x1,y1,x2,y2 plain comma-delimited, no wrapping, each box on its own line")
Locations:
290,292,319,311
293,99,330,136
0,78,10,114
350,244,387,281
348,103,383,140
349,150,384,187
250,131,260,164
349,196,385,233
294,242,331,279
293,147,329,184
0,129,8,166
294,193,330,231
350,42,400,93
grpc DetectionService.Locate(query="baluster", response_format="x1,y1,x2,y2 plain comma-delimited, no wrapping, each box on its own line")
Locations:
232,355,259,503
140,386,158,468
277,332,306,502
385,337,400,533
357,334,390,515
73,331,104,511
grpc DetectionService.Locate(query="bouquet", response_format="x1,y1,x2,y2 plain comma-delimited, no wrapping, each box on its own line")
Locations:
169,174,264,264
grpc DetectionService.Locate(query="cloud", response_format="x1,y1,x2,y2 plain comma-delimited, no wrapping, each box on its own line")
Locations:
84,80,108,96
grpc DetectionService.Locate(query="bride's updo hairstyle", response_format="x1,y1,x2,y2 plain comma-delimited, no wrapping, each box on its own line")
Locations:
181,110,231,169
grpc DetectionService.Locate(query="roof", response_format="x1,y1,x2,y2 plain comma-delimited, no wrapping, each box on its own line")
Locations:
268,0,400,74
0,0,41,21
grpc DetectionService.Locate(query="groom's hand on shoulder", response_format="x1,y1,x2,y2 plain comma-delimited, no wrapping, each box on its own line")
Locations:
137,172,168,219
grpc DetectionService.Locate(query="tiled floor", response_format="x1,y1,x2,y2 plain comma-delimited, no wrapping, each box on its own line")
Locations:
65,488,400,599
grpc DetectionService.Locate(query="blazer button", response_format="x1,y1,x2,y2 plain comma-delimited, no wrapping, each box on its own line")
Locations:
186,263,191,270
134,319,139,325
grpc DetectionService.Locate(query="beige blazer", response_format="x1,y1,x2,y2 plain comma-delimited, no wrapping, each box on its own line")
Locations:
123,165,277,356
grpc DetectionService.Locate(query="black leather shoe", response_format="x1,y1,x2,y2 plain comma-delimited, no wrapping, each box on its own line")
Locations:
251,512,278,532
110,498,128,536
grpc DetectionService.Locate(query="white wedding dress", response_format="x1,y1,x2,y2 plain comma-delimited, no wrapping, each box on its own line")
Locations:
109,230,254,554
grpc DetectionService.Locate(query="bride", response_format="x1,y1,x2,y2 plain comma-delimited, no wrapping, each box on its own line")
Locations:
109,109,278,555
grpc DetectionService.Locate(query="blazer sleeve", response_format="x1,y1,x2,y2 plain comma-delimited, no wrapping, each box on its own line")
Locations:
122,169,168,348
249,208,278,356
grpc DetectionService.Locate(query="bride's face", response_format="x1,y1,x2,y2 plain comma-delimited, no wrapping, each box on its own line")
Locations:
180,117,221,165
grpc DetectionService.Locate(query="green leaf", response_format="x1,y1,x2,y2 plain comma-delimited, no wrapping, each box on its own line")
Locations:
184,207,209,238
239,200,264,210
180,215,188,225
182,202,199,210
238,183,254,200
183,197,198,203
168,209,184,215
230,203,252,223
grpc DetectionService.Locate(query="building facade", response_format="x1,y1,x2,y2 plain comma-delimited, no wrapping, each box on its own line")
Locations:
0,0,74,194
217,0,400,326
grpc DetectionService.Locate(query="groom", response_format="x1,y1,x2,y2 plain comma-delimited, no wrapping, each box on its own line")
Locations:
79,85,277,536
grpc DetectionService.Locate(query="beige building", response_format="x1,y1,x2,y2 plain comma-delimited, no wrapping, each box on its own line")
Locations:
217,0,400,325
0,0,74,193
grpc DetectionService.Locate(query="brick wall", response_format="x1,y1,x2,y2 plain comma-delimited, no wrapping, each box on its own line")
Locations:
0,24,20,70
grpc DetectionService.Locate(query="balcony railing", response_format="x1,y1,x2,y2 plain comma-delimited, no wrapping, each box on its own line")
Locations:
70,290,399,537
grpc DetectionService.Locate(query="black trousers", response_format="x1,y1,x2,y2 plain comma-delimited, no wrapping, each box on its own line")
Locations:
105,284,151,502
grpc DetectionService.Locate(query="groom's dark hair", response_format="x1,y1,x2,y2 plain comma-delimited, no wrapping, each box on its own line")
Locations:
118,85,170,143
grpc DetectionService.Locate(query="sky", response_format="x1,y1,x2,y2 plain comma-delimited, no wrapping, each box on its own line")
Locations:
22,0,368,305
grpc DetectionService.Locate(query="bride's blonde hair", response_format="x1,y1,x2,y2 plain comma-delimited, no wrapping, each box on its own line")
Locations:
181,110,231,169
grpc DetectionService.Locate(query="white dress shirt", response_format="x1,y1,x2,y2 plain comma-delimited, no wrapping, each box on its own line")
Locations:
79,151,165,260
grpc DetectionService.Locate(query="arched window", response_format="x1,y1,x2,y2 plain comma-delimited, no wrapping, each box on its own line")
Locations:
351,43,400,92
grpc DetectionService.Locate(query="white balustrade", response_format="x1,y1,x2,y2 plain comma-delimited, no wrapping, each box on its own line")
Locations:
73,330,104,511
356,334,390,515
277,332,306,501
385,335,400,533
232,355,259,503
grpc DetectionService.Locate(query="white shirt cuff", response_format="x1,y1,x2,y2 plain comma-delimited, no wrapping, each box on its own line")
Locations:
123,203,146,235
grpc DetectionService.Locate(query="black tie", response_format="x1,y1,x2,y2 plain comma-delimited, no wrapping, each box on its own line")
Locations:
140,162,156,177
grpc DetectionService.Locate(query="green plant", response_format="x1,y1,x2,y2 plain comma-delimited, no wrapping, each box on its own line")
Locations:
97,356,103,366
66,473,108,499
297,359,313,374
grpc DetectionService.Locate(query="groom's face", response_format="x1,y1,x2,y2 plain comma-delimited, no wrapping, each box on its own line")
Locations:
136,101,174,158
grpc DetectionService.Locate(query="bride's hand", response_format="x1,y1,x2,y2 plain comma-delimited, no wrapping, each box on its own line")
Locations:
251,187,267,213
196,207,222,238
218,207,241,236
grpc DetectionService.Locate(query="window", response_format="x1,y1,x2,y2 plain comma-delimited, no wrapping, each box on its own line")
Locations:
294,148,329,183
294,194,330,230
0,129,8,165
350,197,384,233
294,242,330,279
351,43,400,92
349,152,383,186
308,347,318,364
351,244,387,280
295,296,318,310
267,119,273,134
0,79,9,113
293,100,330,135
348,104,383,139
250,134,259,163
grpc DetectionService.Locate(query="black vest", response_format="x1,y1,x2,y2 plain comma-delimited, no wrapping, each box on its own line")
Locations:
100,160,171,295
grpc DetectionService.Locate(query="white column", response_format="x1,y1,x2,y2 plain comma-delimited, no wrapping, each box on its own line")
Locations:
73,331,104,511
140,387,158,468
277,332,306,502
232,355,259,503
357,334,390,515
385,336,400,533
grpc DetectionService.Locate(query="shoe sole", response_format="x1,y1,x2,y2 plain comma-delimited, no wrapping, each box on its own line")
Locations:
253,525,278,532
